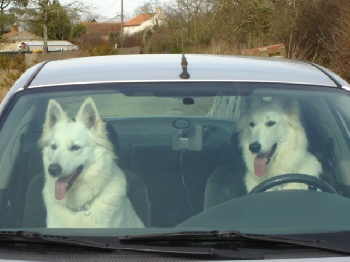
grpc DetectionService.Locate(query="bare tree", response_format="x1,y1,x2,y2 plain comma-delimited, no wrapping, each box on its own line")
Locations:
134,1,160,16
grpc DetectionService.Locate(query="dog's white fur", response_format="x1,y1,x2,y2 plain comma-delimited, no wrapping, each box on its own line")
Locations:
238,97,322,192
40,97,144,228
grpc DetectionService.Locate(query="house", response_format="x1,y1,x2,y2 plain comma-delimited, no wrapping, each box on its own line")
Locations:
0,26,42,52
0,26,77,52
123,7,165,35
18,40,78,52
2,26,42,42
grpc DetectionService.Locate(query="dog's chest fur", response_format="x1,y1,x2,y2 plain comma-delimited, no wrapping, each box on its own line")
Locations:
44,173,144,228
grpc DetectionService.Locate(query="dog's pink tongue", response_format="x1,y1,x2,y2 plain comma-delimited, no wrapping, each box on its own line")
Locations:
55,175,73,200
254,153,269,177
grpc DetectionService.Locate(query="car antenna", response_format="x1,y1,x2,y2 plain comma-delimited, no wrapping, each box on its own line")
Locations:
179,19,190,79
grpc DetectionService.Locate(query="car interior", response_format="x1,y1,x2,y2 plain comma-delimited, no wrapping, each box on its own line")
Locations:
1,87,350,230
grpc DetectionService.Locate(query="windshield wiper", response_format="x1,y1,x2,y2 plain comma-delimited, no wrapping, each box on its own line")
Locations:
4,230,349,259
0,231,263,260
0,231,112,249
119,230,350,255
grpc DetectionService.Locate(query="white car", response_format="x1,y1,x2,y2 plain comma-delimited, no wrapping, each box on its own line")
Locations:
0,54,350,261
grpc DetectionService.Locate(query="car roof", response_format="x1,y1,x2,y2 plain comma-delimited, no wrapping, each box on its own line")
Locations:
12,54,349,90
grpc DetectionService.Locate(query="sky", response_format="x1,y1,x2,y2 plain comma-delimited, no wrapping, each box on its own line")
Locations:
88,0,144,19
61,0,170,20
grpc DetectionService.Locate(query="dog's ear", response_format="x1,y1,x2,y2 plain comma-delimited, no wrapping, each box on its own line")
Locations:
76,97,102,129
282,98,302,129
40,99,68,147
282,98,300,118
246,96,263,112
44,99,68,129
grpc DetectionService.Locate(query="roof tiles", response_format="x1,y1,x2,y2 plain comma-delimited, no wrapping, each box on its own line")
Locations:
124,13,155,27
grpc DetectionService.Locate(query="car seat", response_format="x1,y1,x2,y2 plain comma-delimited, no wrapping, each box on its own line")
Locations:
203,132,247,210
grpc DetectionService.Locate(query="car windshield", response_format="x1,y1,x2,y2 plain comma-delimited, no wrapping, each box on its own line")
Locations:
1,82,350,238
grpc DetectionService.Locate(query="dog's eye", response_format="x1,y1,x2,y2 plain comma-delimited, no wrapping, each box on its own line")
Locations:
70,145,81,151
266,121,276,127
249,122,255,127
51,144,57,150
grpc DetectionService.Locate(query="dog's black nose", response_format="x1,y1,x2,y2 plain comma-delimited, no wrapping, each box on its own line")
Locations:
249,142,261,154
48,164,62,177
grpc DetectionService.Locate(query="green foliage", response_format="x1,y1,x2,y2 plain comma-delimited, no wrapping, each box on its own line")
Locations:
47,2,72,40
22,0,72,40
71,23,86,39
0,12,16,34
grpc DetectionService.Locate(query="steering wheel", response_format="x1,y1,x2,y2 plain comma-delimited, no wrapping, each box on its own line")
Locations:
250,174,337,194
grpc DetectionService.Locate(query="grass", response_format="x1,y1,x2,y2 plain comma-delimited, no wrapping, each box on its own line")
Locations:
0,68,12,101
0,88,9,102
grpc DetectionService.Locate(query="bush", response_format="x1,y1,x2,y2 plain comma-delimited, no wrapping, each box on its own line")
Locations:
9,54,27,72
88,45,118,56
0,55,11,71
0,71,22,89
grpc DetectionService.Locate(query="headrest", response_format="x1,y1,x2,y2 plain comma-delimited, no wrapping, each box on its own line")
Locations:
105,121,119,154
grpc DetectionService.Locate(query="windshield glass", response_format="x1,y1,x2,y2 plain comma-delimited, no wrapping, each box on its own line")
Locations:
1,82,350,237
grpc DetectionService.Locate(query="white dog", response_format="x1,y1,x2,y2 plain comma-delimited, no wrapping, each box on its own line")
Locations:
40,97,144,228
238,97,322,192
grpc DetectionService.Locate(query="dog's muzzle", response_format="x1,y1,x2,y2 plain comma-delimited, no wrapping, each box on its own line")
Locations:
249,143,277,164
249,142,261,154
53,165,83,200
48,163,62,177
251,143,278,177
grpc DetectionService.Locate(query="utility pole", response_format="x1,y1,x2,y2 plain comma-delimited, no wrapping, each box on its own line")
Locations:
120,0,123,48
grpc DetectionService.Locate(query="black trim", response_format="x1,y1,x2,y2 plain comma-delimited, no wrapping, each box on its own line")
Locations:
302,60,343,89
23,61,50,90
